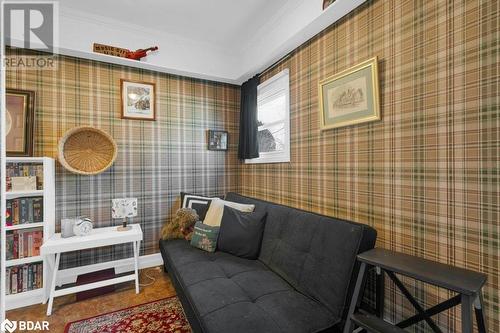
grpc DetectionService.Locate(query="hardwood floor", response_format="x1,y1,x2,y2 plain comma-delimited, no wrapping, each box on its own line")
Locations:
6,266,177,333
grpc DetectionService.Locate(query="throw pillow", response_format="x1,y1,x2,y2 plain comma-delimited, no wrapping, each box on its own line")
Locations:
190,221,219,252
203,198,255,227
181,192,220,221
218,206,267,259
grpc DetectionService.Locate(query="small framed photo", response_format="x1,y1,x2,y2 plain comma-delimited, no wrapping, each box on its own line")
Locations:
323,0,336,10
319,57,380,130
207,130,228,151
121,79,156,121
6,89,35,156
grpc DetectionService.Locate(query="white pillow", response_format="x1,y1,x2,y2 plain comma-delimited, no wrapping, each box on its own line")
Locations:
203,198,255,227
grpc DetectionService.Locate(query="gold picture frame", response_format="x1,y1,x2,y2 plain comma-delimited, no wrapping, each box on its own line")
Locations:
6,89,35,156
319,57,380,130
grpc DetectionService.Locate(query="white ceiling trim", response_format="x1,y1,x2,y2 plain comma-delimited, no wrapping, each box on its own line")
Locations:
239,0,367,83
10,0,367,85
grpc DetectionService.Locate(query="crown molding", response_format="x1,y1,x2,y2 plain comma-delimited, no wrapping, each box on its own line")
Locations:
12,0,368,85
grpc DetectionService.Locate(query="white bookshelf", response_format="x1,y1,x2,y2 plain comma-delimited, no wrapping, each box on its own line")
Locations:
6,190,44,199
4,157,55,311
6,223,44,231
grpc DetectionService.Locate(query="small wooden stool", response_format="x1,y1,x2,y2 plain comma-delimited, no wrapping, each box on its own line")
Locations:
344,248,487,333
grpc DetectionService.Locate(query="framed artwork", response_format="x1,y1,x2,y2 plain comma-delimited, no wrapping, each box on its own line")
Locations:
323,0,336,10
120,79,156,121
6,89,35,156
319,57,380,130
207,130,228,151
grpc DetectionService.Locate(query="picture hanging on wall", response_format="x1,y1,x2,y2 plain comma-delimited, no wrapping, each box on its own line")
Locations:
6,89,35,156
323,0,336,10
121,79,156,121
207,130,228,151
319,57,380,130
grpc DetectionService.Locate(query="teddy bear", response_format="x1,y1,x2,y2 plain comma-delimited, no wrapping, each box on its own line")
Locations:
161,208,199,241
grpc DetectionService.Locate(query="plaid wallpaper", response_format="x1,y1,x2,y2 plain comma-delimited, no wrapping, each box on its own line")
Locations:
240,0,498,332
6,48,241,269
5,0,498,330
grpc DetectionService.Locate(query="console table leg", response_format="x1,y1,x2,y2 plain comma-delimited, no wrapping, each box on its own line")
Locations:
46,253,60,316
343,262,367,333
474,292,487,333
461,294,473,333
133,241,140,294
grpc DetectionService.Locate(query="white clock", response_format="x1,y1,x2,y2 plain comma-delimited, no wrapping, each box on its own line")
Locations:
73,217,93,236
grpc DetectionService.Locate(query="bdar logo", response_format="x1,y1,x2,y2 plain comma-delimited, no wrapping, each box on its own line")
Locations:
1,319,17,333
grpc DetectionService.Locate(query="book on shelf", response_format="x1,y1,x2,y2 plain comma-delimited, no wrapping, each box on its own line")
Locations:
5,262,43,295
6,197,43,226
6,229,43,260
6,163,44,192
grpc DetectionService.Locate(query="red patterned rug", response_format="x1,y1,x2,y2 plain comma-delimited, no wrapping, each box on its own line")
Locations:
64,296,191,333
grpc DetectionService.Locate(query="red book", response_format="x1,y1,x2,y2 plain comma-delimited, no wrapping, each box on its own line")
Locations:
33,231,43,256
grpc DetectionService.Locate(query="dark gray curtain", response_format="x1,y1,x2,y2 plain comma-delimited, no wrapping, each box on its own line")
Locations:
238,75,260,160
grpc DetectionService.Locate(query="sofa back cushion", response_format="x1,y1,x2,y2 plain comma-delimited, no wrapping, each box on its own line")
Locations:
224,192,376,319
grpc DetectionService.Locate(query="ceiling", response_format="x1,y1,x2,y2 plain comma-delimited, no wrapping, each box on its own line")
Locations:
59,0,289,51
51,0,366,84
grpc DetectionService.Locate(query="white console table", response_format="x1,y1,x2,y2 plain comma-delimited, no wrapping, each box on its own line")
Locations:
40,224,143,315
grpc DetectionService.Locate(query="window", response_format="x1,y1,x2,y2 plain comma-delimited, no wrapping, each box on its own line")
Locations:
246,69,290,164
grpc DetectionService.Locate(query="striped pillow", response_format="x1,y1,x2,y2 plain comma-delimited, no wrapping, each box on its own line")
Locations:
181,192,219,221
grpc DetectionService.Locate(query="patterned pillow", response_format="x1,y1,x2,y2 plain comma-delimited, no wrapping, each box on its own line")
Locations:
190,222,219,252
181,192,219,221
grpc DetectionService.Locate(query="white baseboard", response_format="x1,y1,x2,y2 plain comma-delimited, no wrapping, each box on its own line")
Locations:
56,253,163,286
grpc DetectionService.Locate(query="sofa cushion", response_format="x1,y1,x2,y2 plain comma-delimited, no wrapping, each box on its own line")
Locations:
204,198,256,227
218,206,267,259
190,222,219,252
225,192,377,320
181,192,220,221
160,239,337,333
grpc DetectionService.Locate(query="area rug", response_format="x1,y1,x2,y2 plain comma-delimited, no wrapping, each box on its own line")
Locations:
64,296,191,333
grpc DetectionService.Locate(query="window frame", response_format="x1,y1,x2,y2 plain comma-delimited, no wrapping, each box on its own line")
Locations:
245,69,290,164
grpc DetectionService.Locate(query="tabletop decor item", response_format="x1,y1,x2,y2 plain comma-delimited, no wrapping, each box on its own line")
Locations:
58,126,118,175
61,218,76,238
93,43,130,57
207,130,228,151
125,46,158,61
93,43,159,61
6,89,35,156
121,79,156,121
73,217,93,236
10,176,37,191
112,198,138,231
319,56,380,130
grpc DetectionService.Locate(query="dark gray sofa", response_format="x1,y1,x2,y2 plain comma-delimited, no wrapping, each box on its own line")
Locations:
159,193,377,333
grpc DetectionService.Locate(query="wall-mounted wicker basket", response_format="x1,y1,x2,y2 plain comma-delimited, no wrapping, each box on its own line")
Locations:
58,126,118,175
